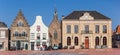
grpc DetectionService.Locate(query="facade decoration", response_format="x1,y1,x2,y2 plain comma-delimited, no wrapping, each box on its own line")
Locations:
62,11,112,49
30,16,49,50
49,9,62,49
10,10,30,50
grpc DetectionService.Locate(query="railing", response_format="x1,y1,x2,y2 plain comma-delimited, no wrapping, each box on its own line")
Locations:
81,30,93,34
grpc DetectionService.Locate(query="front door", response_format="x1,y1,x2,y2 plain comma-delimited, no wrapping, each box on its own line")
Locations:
85,37,89,49
31,42,34,50
16,41,21,50
25,44,28,50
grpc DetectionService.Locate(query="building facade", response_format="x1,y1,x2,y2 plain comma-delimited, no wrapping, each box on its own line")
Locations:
10,10,30,50
30,16,49,50
62,11,112,49
112,25,120,48
49,9,62,48
0,22,9,51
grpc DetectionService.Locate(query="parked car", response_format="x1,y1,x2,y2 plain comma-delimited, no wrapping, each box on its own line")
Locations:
53,46,58,50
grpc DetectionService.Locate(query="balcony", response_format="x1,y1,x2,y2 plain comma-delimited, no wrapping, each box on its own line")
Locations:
81,30,93,34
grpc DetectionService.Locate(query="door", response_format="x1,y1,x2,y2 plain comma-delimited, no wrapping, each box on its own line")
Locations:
16,41,21,50
85,37,89,49
25,44,28,50
31,42,34,50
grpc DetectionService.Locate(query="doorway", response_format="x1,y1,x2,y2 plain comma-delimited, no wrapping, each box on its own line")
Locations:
31,42,34,50
16,41,21,50
85,37,89,49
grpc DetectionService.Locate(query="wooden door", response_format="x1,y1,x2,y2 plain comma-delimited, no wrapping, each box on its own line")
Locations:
31,42,34,50
85,37,89,49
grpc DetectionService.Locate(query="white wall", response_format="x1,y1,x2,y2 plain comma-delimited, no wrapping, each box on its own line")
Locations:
30,16,49,50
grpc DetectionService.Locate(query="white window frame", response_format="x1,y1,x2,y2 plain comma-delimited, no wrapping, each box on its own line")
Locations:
0,31,5,38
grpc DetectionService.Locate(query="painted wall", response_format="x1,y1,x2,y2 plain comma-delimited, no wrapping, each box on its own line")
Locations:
30,16,49,50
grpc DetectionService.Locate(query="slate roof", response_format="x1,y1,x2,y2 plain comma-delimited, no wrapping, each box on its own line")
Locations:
0,21,7,27
63,11,111,20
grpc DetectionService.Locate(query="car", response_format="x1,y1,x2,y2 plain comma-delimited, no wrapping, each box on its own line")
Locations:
53,46,58,50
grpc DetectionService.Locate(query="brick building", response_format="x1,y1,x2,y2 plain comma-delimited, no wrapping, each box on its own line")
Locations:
10,10,30,50
49,9,62,49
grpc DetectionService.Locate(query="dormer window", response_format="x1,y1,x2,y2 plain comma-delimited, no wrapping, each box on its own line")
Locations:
17,21,23,27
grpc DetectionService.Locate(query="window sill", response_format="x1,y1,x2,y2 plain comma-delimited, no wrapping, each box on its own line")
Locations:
0,37,6,38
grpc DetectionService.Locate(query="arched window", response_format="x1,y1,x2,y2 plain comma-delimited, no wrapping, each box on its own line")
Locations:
54,31,58,39
67,37,71,45
18,21,23,27
74,37,78,45
95,37,99,45
103,37,107,45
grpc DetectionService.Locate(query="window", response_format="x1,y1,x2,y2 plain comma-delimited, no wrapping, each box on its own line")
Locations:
36,42,40,46
30,33,34,40
67,37,71,45
42,42,46,45
37,33,40,40
103,25,107,33
74,25,78,33
36,25,40,32
43,33,46,40
22,32,26,36
15,31,18,36
85,25,89,33
74,37,78,45
67,25,71,33
103,37,107,45
0,31,5,38
54,31,58,39
95,37,99,45
0,42,3,49
18,22,23,27
22,43,24,48
95,25,99,33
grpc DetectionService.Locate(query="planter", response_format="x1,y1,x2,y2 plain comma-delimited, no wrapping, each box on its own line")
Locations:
102,45,107,48
95,45,101,49
69,46,74,49
63,46,68,49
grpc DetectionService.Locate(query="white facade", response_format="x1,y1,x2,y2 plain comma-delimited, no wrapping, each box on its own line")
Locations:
30,16,49,50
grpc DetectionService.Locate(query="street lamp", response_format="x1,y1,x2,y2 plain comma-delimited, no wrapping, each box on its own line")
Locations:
100,35,102,48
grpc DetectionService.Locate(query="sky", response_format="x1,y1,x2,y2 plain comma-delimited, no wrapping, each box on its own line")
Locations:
0,0,120,30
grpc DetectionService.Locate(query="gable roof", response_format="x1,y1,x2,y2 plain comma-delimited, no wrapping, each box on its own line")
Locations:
63,11,111,20
0,21,7,27
11,10,29,27
116,25,120,34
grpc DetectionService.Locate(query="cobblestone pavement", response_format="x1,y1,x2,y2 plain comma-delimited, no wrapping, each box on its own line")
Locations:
0,48,120,55
27,52,84,55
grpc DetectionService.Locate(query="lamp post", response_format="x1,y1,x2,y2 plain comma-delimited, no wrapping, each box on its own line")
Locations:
100,35,102,48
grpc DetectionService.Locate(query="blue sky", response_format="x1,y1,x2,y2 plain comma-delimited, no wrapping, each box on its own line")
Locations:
0,0,120,30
